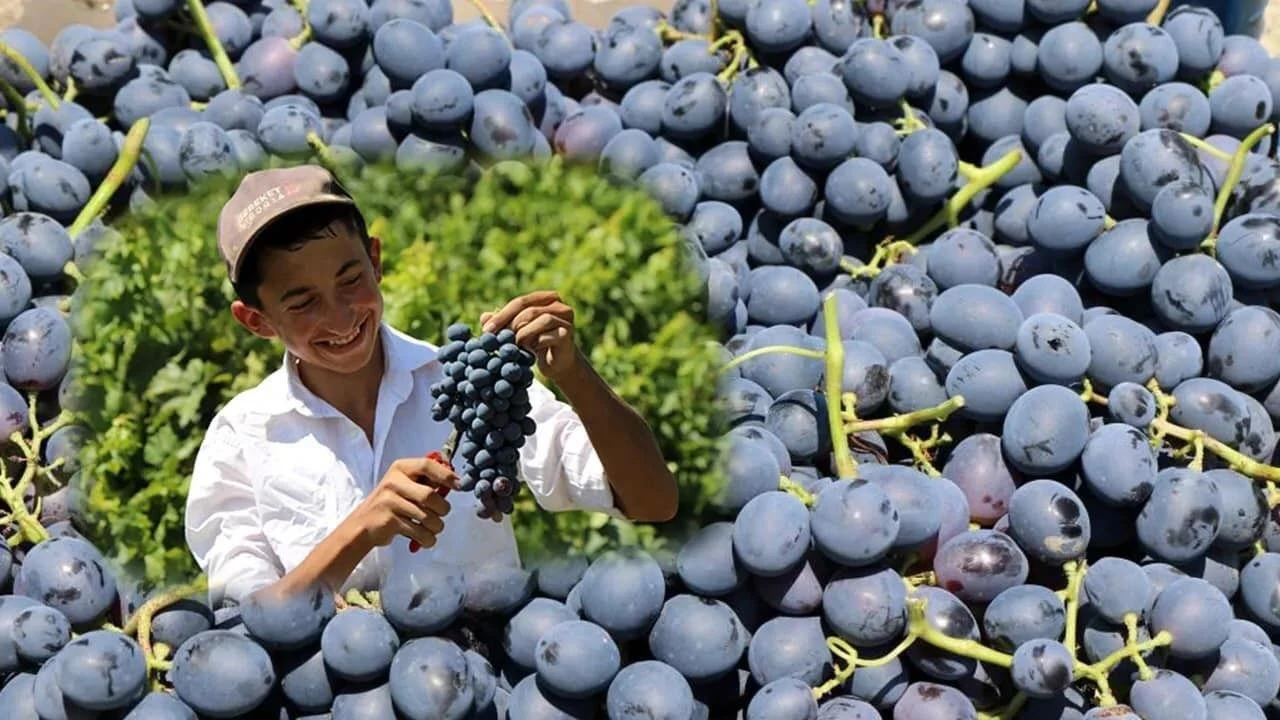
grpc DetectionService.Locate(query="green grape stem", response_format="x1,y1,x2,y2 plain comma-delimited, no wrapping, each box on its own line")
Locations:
898,149,1023,247
288,0,312,48
778,475,817,506
466,0,507,36
714,32,757,84
907,596,1015,668
821,294,857,479
905,581,1175,711
719,344,826,373
895,99,929,136
843,395,965,437
1203,69,1227,94
186,0,242,89
1080,378,1280,483
343,588,379,609
655,22,701,43
1060,559,1086,658
1204,122,1276,251
812,632,916,699
121,576,209,683
1146,0,1172,24
305,130,345,174
0,43,60,108
0,77,31,141
0,397,72,547
1178,133,1233,162
871,13,886,39
68,117,152,241
1123,613,1155,681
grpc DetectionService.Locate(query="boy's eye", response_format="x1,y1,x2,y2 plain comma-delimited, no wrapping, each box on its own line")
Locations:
342,274,361,286
288,298,315,312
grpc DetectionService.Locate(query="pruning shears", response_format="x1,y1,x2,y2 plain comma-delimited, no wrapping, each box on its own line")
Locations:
408,428,459,553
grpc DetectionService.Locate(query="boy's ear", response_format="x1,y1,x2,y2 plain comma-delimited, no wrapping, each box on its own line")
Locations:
231,300,279,340
370,236,383,281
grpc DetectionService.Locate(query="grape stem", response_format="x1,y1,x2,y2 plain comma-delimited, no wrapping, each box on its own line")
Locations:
1179,133,1233,162
343,588,379,610
894,99,928,137
845,240,917,279
305,131,346,176
288,0,312,49
892,423,950,476
1080,378,1280,483
67,117,151,241
871,13,886,39
185,0,242,90
842,395,965,437
1123,613,1156,681
1146,0,1172,25
654,22,701,43
120,576,209,683
907,596,1014,667
1202,122,1276,252
0,398,71,547
465,0,506,35
1059,559,1086,658
0,77,31,141
719,345,826,373
713,32,756,84
63,78,77,103
777,475,816,506
906,587,1175,710
811,633,916,699
821,294,857,479
921,150,1023,241
0,43,60,108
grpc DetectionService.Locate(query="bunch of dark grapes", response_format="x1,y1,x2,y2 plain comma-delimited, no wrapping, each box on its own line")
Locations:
430,322,538,519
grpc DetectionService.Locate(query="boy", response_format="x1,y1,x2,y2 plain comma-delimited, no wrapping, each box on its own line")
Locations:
184,165,679,609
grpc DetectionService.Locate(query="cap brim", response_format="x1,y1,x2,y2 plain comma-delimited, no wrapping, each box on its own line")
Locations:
229,194,359,283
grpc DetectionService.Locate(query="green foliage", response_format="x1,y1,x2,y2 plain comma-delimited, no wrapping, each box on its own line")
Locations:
71,157,725,587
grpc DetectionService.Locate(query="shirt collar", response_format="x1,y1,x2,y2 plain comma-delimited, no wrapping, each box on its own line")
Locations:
279,322,438,418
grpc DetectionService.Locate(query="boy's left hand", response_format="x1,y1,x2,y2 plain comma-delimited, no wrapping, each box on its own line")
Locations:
481,290,581,382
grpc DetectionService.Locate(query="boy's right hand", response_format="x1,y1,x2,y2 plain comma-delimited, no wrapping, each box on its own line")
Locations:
352,456,458,550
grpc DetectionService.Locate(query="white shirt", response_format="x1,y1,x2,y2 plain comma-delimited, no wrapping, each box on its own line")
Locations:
184,322,621,608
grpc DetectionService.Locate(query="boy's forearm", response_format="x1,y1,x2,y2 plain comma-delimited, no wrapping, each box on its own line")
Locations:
552,349,679,523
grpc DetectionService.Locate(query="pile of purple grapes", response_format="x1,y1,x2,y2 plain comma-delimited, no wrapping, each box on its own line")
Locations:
430,322,538,519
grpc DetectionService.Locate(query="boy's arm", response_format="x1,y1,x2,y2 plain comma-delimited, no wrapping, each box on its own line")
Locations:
551,347,680,523
187,420,378,605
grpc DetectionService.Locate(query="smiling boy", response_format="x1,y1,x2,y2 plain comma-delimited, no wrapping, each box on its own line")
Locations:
184,165,679,608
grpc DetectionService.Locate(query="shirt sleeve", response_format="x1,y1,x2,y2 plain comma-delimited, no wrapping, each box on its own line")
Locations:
185,414,285,608
518,379,625,517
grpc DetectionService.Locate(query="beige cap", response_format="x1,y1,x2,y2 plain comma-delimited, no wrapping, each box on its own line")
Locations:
217,164,359,283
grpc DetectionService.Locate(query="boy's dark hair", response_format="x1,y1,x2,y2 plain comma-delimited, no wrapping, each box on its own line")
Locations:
232,204,372,309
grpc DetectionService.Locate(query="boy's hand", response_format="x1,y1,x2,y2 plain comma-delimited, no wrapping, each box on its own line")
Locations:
481,290,581,382
352,456,457,551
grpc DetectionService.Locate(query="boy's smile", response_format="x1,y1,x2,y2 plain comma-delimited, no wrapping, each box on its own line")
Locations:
232,225,385,380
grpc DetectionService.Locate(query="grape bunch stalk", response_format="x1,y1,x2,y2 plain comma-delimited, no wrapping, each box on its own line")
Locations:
429,322,538,521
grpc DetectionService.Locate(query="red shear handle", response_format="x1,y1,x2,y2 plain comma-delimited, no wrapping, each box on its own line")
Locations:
409,451,454,553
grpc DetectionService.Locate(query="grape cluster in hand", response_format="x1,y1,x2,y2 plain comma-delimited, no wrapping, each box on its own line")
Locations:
430,322,537,519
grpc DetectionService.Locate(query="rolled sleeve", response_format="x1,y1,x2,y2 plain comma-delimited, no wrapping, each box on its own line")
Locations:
519,380,624,518
185,417,284,608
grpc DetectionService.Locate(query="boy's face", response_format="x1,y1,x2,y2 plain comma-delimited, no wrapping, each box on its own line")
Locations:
231,224,385,377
